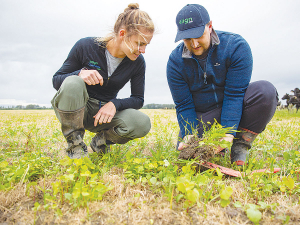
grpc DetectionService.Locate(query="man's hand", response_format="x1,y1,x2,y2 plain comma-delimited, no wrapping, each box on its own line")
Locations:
216,134,234,152
220,134,234,143
178,135,193,150
79,69,103,86
178,134,234,152
93,102,116,126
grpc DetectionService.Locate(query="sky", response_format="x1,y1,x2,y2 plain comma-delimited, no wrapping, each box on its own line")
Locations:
0,0,299,107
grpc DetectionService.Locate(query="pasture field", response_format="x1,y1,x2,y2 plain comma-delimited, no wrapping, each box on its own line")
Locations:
0,109,299,225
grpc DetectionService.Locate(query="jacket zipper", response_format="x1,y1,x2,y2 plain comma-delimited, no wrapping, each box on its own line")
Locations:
203,72,207,84
105,57,126,87
211,83,219,104
106,77,110,86
192,57,207,84
192,45,219,103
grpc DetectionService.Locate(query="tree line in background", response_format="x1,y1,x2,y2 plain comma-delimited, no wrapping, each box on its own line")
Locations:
142,103,175,109
0,105,53,110
1,104,174,110
1,104,175,110
2,88,299,112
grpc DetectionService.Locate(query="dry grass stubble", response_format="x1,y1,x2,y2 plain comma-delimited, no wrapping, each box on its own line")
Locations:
1,110,300,224
2,169,300,224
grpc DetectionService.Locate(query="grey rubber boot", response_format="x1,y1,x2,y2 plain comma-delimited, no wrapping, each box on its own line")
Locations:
57,107,88,159
90,127,130,154
230,128,258,166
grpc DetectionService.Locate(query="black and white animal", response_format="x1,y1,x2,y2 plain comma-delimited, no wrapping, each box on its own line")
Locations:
291,88,300,98
282,91,300,112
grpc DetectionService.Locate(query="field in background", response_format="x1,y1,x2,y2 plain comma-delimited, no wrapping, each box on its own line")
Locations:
0,109,299,224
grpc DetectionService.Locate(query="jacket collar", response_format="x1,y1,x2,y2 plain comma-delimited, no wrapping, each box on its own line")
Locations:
182,28,220,59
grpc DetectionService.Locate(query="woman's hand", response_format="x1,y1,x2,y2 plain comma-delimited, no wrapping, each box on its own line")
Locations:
93,102,116,126
79,69,103,86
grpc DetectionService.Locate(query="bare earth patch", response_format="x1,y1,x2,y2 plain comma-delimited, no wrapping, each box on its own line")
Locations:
178,136,215,161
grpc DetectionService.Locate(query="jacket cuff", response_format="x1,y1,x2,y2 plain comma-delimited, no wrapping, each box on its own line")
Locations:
110,99,120,111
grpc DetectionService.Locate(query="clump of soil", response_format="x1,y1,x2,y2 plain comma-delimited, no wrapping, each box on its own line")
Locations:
178,136,216,161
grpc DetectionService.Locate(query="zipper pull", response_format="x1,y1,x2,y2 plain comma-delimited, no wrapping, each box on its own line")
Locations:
204,72,207,84
105,77,110,86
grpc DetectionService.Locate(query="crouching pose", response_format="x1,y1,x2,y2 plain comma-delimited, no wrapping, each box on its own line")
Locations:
51,3,154,158
167,4,278,165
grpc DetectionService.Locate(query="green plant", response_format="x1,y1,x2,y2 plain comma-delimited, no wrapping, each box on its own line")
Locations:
49,157,113,209
0,153,55,190
201,120,235,150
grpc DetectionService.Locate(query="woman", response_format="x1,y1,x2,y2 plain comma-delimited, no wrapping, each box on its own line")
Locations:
51,3,154,159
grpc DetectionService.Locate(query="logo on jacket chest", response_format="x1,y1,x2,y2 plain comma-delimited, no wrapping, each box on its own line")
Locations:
88,60,101,71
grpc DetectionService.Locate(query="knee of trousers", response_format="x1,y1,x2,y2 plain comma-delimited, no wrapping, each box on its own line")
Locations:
117,109,151,139
59,76,87,100
247,80,278,108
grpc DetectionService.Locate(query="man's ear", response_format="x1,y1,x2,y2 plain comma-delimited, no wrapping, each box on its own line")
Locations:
208,21,213,33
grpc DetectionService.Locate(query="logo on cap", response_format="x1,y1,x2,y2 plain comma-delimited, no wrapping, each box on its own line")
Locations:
175,4,210,42
179,17,193,25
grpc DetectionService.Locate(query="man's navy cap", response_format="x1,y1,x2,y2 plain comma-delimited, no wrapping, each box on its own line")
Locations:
175,4,210,42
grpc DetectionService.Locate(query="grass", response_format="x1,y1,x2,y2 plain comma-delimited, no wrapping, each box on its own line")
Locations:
0,109,299,224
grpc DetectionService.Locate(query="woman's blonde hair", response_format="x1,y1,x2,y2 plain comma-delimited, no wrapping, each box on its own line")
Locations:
96,3,154,44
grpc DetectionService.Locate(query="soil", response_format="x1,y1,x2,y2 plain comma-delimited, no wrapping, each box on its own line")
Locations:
178,136,216,161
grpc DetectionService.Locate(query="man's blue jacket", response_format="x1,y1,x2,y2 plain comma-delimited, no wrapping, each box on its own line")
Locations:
167,29,253,137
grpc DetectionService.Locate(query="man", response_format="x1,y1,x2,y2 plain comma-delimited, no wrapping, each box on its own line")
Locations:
167,4,278,165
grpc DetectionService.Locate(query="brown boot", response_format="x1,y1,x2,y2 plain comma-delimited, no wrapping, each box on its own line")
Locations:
57,107,88,159
90,131,110,154
90,127,130,154
231,128,258,166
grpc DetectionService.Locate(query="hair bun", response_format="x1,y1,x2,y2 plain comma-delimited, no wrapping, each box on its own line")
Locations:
125,3,139,12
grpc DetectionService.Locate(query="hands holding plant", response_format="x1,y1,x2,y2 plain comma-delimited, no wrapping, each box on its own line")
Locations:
178,133,234,151
178,135,194,150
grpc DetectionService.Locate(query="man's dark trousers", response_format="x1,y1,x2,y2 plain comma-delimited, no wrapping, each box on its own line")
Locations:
178,80,278,144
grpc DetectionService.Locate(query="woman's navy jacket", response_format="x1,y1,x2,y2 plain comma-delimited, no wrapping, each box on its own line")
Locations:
52,37,146,111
